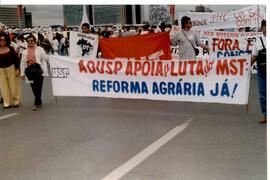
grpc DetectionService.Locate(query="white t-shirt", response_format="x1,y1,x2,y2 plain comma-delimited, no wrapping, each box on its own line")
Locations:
51,39,59,51
60,37,66,45
172,29,202,60
16,40,27,55
252,35,266,56
10,41,18,51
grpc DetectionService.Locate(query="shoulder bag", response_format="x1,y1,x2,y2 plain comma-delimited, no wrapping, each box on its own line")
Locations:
182,30,199,56
25,63,43,80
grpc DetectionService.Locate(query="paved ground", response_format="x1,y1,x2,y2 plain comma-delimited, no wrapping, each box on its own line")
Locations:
0,75,266,180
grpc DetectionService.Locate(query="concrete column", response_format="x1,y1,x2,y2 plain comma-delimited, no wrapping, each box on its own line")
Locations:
142,5,149,23
132,5,136,24
92,6,95,25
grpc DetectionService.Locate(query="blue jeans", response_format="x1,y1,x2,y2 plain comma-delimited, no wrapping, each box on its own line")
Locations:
257,68,267,117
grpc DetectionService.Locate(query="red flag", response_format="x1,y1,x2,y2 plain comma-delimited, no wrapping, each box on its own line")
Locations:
99,32,172,60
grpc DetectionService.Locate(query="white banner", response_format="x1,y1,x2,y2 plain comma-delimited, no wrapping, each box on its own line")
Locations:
203,31,262,73
49,55,251,104
69,31,99,59
171,30,262,73
178,5,266,30
204,31,262,58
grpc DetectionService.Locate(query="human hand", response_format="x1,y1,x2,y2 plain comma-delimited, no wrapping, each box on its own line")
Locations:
15,69,20,77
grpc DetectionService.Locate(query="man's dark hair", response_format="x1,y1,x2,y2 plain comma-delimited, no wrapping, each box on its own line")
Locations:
181,16,191,29
125,26,130,31
18,34,25,41
82,23,90,29
143,24,149,31
26,34,37,42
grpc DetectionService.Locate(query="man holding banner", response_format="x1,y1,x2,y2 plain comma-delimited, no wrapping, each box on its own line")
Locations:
172,16,208,59
252,20,267,124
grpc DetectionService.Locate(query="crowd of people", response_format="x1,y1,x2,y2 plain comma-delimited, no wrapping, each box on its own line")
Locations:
3,23,173,56
0,17,267,124
0,26,48,111
0,22,173,111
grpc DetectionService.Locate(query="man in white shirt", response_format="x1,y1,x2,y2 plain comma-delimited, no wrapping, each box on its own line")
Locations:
51,36,59,55
251,19,267,123
123,26,136,37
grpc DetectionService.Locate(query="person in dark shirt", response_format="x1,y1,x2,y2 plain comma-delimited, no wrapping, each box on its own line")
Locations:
0,32,21,108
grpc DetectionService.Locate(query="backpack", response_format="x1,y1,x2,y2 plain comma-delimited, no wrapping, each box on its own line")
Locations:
256,37,266,70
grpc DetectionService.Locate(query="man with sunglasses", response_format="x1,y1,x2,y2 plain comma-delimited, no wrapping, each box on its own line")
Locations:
172,16,208,59
20,34,49,111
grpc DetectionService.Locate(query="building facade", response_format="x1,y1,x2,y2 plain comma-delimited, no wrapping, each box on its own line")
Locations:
63,5,83,26
149,5,170,25
93,5,121,25
0,6,32,28
25,12,32,27
63,5,147,26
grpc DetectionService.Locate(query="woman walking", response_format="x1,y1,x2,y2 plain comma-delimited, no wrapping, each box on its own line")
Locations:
20,34,48,111
0,32,21,108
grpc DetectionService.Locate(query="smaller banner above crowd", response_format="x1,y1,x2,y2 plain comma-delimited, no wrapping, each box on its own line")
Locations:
99,32,172,60
178,5,266,30
49,55,251,105
203,30,263,59
69,31,99,59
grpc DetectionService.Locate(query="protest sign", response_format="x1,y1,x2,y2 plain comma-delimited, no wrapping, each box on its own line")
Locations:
69,31,99,59
171,29,261,73
178,5,266,30
205,31,263,73
50,55,251,104
205,31,263,58
99,32,172,60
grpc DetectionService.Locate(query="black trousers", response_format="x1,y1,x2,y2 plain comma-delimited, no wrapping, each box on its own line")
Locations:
30,76,44,106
